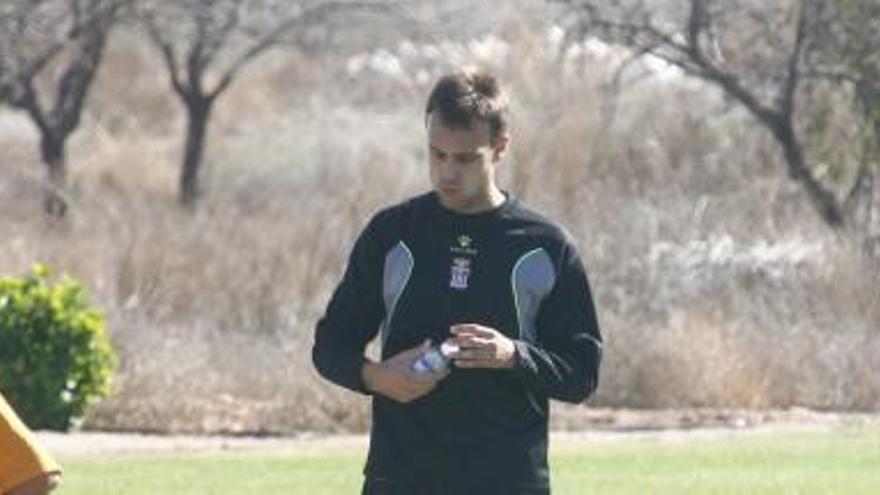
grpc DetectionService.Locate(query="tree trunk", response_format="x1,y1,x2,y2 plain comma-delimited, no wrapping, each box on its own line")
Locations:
40,132,67,217
179,97,213,207
770,119,844,226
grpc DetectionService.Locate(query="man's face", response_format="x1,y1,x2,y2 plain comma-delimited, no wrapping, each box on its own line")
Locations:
427,113,507,214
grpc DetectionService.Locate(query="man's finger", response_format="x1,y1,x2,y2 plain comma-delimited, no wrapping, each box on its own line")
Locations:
412,375,440,387
395,380,434,400
451,324,496,337
453,336,492,349
453,359,498,369
452,349,476,360
452,348,490,360
405,380,436,393
406,373,439,384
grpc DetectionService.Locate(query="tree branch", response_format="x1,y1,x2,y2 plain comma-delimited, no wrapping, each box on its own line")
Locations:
565,0,844,225
780,1,808,120
210,1,391,100
686,0,706,56
144,14,186,98
50,25,107,137
186,13,208,96
12,78,51,138
201,0,242,64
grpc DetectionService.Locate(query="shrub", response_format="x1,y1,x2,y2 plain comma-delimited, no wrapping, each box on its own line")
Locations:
0,264,115,431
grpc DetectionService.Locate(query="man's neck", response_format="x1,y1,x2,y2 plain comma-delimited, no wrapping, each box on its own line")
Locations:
445,187,506,214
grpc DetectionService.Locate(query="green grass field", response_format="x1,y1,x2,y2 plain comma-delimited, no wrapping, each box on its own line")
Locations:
55,427,880,494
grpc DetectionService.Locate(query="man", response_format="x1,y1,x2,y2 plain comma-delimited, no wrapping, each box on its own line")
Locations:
0,394,62,495
313,69,602,495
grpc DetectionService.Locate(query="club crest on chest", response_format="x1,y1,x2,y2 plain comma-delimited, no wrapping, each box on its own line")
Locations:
449,257,471,290
451,234,478,256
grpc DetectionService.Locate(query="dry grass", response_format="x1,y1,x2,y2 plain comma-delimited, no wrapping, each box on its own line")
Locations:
0,18,878,433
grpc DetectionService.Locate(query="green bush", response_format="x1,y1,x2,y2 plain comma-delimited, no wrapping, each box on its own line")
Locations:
0,264,115,431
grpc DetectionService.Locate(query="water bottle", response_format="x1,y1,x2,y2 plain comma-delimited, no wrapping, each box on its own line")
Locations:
412,341,459,374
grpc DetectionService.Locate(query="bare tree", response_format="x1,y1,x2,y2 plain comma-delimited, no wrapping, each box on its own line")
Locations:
819,1,880,134
0,0,127,216
808,0,880,248
138,0,397,207
555,0,852,226
807,1,880,148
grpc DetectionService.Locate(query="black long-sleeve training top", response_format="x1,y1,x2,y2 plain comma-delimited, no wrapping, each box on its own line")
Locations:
313,191,602,494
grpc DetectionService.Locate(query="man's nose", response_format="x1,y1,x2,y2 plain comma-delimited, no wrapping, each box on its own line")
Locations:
435,159,458,179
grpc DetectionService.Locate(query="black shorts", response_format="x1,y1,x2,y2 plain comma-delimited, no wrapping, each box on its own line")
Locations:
361,477,421,495
361,477,550,495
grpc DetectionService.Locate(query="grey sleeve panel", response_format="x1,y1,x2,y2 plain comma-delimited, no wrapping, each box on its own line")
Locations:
381,241,414,348
511,248,556,343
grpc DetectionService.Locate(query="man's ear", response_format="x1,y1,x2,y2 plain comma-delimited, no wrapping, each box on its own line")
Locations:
492,133,510,161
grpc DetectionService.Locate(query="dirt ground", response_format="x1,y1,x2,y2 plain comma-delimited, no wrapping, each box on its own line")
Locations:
37,408,880,456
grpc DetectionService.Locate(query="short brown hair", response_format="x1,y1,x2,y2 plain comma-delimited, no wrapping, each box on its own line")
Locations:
425,70,509,145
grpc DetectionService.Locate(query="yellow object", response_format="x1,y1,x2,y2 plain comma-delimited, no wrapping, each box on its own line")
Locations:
0,394,62,493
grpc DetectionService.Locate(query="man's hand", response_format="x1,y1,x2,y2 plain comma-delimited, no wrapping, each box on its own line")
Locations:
448,324,516,369
362,340,448,403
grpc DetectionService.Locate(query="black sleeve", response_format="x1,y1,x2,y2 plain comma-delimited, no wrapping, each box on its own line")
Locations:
511,241,603,403
312,214,386,395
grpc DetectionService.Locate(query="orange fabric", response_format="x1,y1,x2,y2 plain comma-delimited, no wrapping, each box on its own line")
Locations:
0,394,61,493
